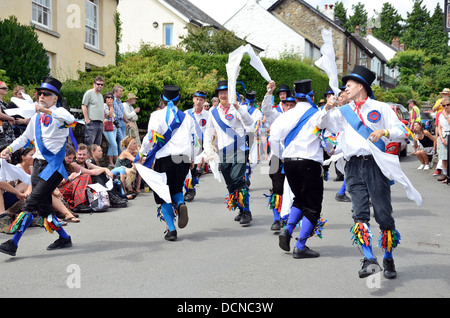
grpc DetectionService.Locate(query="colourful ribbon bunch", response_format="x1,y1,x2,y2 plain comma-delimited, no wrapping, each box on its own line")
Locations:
225,188,249,211
313,218,328,239
350,222,372,247
37,214,63,234
149,130,165,144
267,193,282,212
378,229,401,252
9,212,34,234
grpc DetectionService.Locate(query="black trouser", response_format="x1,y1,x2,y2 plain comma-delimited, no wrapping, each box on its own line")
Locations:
153,155,190,205
25,159,64,217
284,158,323,225
269,155,284,195
219,148,247,193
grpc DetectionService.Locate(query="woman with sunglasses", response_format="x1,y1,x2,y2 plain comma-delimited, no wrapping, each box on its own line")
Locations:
437,97,450,183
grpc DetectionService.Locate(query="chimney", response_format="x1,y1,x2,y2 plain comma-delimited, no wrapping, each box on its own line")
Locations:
355,25,360,35
392,37,400,48
322,4,334,20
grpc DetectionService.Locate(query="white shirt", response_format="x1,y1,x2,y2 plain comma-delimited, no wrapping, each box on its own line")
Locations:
269,102,327,163
185,107,210,139
241,103,263,133
203,104,254,151
261,95,281,125
10,105,75,160
123,102,138,122
322,98,407,160
140,106,195,160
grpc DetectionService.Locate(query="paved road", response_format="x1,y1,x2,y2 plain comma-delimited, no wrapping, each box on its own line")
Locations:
1,146,449,299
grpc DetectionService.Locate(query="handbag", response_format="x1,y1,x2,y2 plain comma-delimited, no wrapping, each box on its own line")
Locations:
104,120,114,132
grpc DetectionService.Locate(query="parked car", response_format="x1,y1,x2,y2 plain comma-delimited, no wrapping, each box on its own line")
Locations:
386,103,408,157
421,111,436,134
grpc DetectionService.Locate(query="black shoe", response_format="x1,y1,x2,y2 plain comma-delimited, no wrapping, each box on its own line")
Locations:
47,236,72,250
333,175,344,182
0,239,17,256
383,257,397,279
234,212,242,222
335,193,351,202
184,189,196,202
164,229,177,241
177,203,189,229
239,212,252,225
270,220,281,231
358,257,382,278
278,228,291,251
292,246,320,259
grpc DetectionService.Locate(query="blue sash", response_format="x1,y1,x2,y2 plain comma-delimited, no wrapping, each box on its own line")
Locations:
210,107,247,152
247,105,256,115
188,109,203,143
339,104,385,152
34,114,68,181
285,106,318,148
141,110,186,168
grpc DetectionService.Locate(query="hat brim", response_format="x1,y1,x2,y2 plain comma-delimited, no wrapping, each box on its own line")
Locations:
342,75,372,97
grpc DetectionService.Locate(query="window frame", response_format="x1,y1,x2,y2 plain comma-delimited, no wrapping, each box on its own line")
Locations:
85,0,100,49
32,0,52,30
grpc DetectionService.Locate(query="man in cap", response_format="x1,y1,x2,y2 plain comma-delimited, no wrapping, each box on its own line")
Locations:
270,79,328,259
183,90,209,202
0,77,76,257
81,75,105,146
261,81,297,230
203,80,254,225
323,65,407,279
138,85,195,241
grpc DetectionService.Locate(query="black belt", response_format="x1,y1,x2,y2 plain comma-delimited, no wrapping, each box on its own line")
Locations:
283,157,317,163
351,155,374,160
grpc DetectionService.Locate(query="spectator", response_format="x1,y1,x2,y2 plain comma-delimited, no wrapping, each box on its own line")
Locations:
116,136,141,194
436,97,450,183
203,101,210,111
5,86,31,138
0,81,17,151
210,97,219,108
58,145,92,213
81,76,105,146
102,92,118,168
408,99,421,131
123,93,141,146
112,85,129,153
412,121,435,170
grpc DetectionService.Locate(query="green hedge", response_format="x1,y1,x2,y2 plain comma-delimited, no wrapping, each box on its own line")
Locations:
59,46,330,127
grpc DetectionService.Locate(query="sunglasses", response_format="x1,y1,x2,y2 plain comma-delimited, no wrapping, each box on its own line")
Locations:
95,83,104,86
443,104,450,106
0,87,7,90
37,91,54,97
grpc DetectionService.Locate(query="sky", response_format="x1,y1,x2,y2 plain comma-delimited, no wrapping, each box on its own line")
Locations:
189,0,445,24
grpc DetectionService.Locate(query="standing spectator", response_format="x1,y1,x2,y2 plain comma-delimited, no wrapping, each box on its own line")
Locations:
210,97,219,108
123,93,141,146
408,99,421,131
81,76,105,146
0,81,17,151
112,85,129,153
437,97,450,183
102,92,118,168
203,101,210,111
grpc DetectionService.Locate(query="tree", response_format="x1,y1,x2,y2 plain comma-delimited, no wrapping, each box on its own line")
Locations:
425,3,450,58
333,2,348,28
402,0,430,51
347,2,368,34
179,27,246,55
0,16,49,85
372,3,403,43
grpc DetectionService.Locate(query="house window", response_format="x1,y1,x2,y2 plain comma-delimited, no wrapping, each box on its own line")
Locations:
164,23,173,46
32,0,52,29
85,0,99,48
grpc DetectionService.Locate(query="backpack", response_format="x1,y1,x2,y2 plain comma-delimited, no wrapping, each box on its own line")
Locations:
86,188,110,212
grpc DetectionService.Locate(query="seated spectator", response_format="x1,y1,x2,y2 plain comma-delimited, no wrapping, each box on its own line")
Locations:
89,144,134,200
58,145,92,213
73,143,127,208
116,137,141,193
412,122,436,170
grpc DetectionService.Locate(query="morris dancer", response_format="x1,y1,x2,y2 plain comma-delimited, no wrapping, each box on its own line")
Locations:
323,66,407,279
139,85,195,241
270,79,328,258
0,77,76,256
261,81,296,230
203,80,254,225
184,90,209,202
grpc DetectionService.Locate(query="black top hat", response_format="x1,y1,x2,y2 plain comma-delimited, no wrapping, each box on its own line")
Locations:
324,86,334,97
160,85,181,102
215,80,228,95
284,90,296,103
342,65,375,97
245,90,256,102
276,84,290,97
35,77,62,101
294,79,314,96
